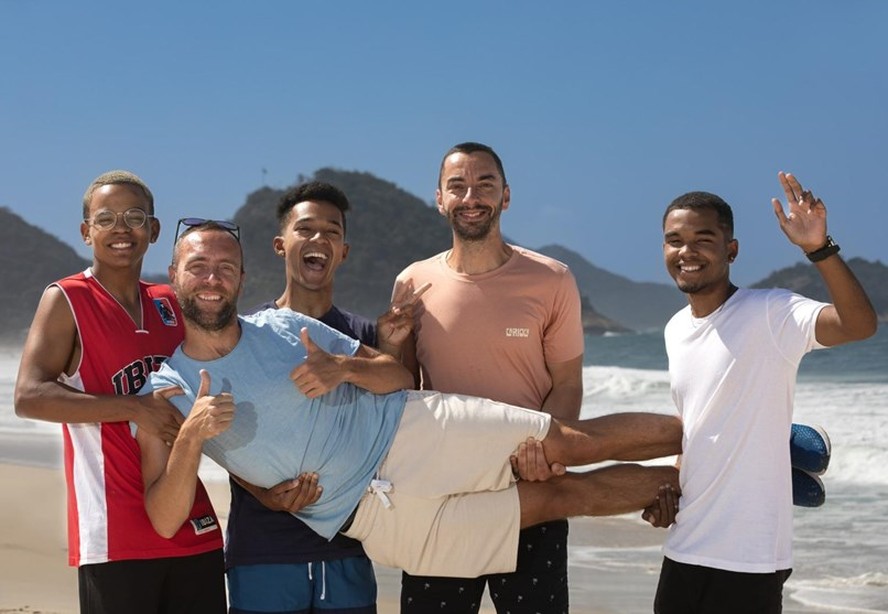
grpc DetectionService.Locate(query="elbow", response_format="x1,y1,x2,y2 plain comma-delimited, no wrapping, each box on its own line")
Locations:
859,314,879,340
154,524,179,540
145,500,186,539
147,513,182,540
13,388,38,419
847,312,879,342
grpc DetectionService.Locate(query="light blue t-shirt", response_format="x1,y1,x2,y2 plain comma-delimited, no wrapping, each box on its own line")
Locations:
141,309,408,539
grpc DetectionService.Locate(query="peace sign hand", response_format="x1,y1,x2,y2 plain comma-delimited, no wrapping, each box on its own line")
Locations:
377,282,431,352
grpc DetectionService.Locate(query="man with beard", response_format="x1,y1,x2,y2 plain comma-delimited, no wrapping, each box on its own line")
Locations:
653,173,876,613
388,142,588,613
139,220,684,588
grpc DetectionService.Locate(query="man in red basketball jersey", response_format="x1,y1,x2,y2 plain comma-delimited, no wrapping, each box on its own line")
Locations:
15,171,224,613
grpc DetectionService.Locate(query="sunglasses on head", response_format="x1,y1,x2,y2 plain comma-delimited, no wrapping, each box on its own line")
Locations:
173,218,241,245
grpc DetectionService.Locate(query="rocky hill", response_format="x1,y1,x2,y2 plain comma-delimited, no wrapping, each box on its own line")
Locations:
2,169,886,342
0,207,90,341
231,169,640,333
753,257,888,322
538,245,686,331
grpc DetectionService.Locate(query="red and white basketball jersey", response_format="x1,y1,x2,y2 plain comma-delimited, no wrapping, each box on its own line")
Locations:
56,270,221,566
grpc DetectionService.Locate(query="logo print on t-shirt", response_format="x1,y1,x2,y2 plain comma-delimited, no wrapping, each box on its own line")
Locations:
505,327,530,338
153,297,178,327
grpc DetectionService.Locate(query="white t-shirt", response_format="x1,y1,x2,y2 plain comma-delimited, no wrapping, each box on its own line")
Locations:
663,287,827,573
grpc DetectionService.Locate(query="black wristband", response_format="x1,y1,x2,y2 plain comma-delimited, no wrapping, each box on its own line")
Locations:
805,236,840,263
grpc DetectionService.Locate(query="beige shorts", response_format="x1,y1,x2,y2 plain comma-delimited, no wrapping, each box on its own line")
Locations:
343,390,551,577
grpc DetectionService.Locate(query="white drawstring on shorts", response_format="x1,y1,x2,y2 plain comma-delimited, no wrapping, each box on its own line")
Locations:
369,478,394,509
307,561,327,601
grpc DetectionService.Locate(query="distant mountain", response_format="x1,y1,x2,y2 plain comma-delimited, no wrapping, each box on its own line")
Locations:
538,245,686,331
752,257,888,322
0,207,90,341
233,169,657,332
2,172,886,343
234,168,453,317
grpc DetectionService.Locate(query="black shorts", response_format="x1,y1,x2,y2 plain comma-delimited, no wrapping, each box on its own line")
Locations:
654,556,792,614
78,549,225,614
400,520,569,614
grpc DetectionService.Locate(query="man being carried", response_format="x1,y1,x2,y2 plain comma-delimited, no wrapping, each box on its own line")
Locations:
140,221,682,579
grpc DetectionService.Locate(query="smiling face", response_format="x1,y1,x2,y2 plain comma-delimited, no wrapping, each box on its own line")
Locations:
436,151,510,242
81,183,158,272
663,207,738,301
274,200,349,293
171,229,244,332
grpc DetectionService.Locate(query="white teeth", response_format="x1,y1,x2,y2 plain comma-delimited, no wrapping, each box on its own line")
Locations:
680,264,702,272
304,251,328,260
110,242,132,249
197,294,221,302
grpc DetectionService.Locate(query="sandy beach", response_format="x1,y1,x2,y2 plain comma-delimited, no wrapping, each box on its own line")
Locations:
0,429,845,613
0,431,840,613
0,457,672,614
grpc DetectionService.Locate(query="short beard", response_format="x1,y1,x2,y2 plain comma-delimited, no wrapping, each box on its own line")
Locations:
180,295,237,332
449,200,502,241
675,280,705,295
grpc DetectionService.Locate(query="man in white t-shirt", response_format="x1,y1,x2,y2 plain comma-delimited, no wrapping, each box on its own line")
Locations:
654,172,877,613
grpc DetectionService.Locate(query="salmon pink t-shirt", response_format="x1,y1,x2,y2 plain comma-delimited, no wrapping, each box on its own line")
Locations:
394,246,584,409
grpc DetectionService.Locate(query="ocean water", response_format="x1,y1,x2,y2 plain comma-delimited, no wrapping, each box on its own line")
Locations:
1,327,886,612
577,326,888,613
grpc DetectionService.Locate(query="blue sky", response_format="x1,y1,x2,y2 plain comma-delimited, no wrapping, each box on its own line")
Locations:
2,1,886,285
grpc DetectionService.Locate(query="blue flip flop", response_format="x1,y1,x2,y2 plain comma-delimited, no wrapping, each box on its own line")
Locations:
790,423,831,476
792,467,826,508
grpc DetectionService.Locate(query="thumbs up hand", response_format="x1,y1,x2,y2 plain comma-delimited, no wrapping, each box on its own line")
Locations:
291,327,346,398
182,369,236,440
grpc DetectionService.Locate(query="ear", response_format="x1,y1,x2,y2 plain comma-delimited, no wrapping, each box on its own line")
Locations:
81,221,91,245
728,238,739,263
435,189,446,217
341,242,350,262
168,265,176,284
501,185,511,211
272,236,285,257
149,217,160,244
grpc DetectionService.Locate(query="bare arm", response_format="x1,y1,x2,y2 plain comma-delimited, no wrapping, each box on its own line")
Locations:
141,370,233,538
398,332,422,390
540,355,584,421
772,172,877,346
508,355,583,480
377,281,428,388
291,328,414,398
14,286,183,443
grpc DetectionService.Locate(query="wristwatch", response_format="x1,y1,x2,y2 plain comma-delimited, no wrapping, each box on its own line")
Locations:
805,236,840,263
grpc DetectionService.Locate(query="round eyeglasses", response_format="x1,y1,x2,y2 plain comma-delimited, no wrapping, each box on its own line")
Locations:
86,208,153,230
